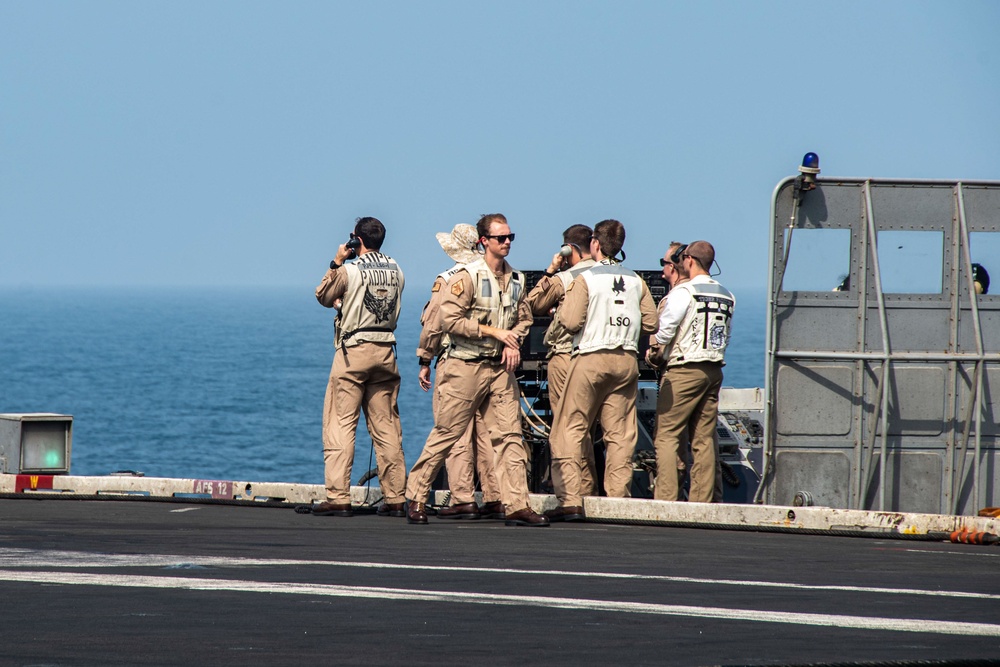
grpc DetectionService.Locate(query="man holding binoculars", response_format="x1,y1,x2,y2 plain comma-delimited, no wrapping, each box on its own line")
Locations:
526,224,600,517
313,216,407,518
545,219,658,521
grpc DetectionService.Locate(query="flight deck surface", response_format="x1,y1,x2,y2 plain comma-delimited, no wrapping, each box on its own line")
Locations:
1,497,998,666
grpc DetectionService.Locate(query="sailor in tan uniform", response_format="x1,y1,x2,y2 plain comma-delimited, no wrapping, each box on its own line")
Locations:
313,217,407,517
546,219,658,521
406,213,548,527
525,224,599,505
416,224,503,520
653,240,735,503
648,243,727,503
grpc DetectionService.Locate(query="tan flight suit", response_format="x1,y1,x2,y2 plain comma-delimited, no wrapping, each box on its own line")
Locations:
525,263,599,498
417,272,501,506
551,261,658,506
316,252,407,505
406,260,533,513
434,360,503,504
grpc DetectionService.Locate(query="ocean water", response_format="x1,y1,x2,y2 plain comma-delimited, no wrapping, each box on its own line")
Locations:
0,285,765,484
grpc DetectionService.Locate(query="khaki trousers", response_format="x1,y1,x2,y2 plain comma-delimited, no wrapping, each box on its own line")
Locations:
547,353,598,497
434,360,502,504
673,429,724,502
322,342,406,504
653,361,723,503
550,349,639,506
407,358,531,512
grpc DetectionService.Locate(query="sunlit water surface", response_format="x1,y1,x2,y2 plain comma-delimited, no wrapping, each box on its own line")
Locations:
0,285,765,483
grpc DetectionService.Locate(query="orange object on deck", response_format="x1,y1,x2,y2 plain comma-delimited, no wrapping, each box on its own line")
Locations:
949,528,999,545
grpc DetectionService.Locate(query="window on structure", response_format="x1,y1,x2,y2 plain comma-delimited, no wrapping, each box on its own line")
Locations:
875,231,943,294
969,232,998,296
781,228,851,292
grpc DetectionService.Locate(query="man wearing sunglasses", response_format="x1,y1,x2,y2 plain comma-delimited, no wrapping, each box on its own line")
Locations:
526,224,600,515
648,243,698,495
652,240,735,503
547,219,658,521
406,214,549,527
313,216,406,518
646,241,689,368
414,223,504,521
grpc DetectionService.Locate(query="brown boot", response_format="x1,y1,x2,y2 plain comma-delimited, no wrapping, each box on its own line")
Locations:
376,502,406,517
479,501,506,520
311,501,353,517
437,502,481,520
544,506,585,522
406,500,428,525
504,508,550,527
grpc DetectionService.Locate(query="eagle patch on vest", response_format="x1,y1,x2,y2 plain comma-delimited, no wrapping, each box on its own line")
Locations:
363,287,397,323
451,280,465,296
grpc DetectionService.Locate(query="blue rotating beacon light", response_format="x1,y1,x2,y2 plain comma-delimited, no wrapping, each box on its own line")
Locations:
798,152,820,189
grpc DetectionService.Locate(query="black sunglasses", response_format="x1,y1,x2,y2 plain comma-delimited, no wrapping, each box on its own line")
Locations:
659,258,675,268
484,233,515,243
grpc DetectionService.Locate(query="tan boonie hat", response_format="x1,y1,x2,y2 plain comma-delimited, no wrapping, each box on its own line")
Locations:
436,224,480,264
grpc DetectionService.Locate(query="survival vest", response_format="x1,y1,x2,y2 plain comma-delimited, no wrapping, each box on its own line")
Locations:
571,260,645,356
335,252,404,348
543,258,597,357
446,258,525,361
664,277,735,367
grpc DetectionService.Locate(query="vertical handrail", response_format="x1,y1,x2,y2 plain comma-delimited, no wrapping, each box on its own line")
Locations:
954,363,983,513
944,185,962,513
863,181,893,511
955,182,985,512
758,179,800,503
854,186,871,509
860,366,887,508
775,192,802,294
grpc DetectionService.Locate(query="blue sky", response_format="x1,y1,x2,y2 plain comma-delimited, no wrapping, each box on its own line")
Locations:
2,1,998,291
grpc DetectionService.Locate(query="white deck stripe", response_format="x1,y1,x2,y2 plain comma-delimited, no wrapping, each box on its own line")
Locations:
904,548,1000,558
0,569,997,637
0,548,995,602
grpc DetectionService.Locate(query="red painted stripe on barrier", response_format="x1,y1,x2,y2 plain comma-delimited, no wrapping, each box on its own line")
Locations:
15,475,54,493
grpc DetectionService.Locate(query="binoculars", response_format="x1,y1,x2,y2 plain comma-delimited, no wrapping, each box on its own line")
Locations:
345,235,361,259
